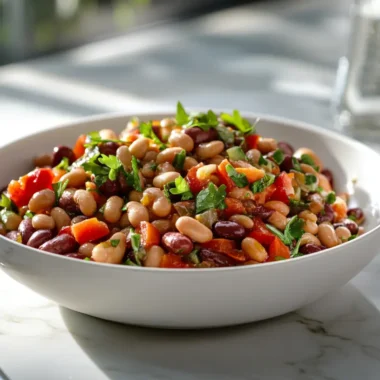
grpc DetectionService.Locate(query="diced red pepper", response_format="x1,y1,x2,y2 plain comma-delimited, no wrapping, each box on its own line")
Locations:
160,253,190,268
140,221,161,248
269,172,294,205
245,134,260,150
267,236,290,261
201,239,236,254
225,249,246,262
217,159,235,192
73,134,87,159
186,164,209,194
223,198,246,218
71,217,109,245
58,226,73,237
253,183,276,205
7,168,54,208
248,217,276,246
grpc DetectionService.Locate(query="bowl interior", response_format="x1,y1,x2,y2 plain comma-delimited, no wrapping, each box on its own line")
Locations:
1,112,380,234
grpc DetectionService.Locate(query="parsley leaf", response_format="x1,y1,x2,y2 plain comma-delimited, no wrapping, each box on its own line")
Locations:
82,154,109,178
186,110,219,131
301,154,319,171
167,176,193,200
173,149,186,170
24,210,35,219
348,214,357,221
251,173,275,193
289,199,309,212
348,234,357,241
140,121,166,150
196,183,227,214
0,194,13,211
84,257,91,261
54,157,70,171
292,157,302,172
225,164,248,188
176,101,189,125
266,216,304,246
305,174,317,186
326,192,336,204
216,125,235,145
110,239,120,248
53,179,69,204
130,156,142,192
98,154,123,181
272,150,284,165
258,155,268,166
291,239,303,258
84,131,123,148
130,229,145,266
220,110,255,134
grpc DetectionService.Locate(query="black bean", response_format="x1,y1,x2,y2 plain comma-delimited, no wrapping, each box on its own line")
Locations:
27,230,54,248
18,218,36,244
321,169,334,188
214,221,245,240
184,127,218,145
98,142,120,156
162,232,193,255
318,204,334,224
299,243,325,255
199,249,235,267
277,141,294,156
52,146,76,167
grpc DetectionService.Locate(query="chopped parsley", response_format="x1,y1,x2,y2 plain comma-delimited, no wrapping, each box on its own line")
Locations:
305,174,317,186
52,179,69,204
326,192,336,204
0,194,14,211
24,210,35,219
348,234,358,241
258,155,268,166
173,149,186,170
54,157,70,171
84,131,123,148
176,102,218,131
164,176,193,201
301,154,319,171
176,101,189,125
220,110,255,135
216,125,235,145
98,154,123,181
292,157,302,172
139,121,166,150
348,214,357,221
195,183,227,214
251,173,275,193
84,257,91,261
225,164,248,188
110,239,120,248
266,216,304,246
129,156,142,192
272,149,284,165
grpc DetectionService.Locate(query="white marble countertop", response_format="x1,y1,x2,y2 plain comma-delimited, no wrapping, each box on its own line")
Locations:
2,0,380,379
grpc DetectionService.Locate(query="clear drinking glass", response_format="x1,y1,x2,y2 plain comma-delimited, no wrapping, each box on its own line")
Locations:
334,0,380,143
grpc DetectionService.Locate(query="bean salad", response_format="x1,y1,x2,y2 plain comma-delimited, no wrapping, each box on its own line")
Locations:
1,103,365,268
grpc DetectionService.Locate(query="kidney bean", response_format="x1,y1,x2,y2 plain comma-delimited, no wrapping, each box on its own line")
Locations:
65,253,89,260
334,219,359,235
99,179,121,197
39,234,77,255
277,141,294,156
18,218,36,244
99,142,120,156
199,249,235,267
321,169,334,188
250,205,274,221
71,216,88,225
347,208,365,224
162,232,193,255
213,221,245,240
27,230,54,248
59,189,79,214
6,231,21,242
299,243,325,255
317,204,334,224
184,127,218,145
52,146,76,167
118,171,129,193
280,155,298,173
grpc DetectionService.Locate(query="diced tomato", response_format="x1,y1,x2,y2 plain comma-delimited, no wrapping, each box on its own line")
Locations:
73,134,87,159
235,167,265,183
269,172,294,205
223,198,246,218
58,226,73,237
217,159,235,192
201,239,236,254
71,217,109,245
224,249,246,262
140,221,161,248
160,253,190,268
248,217,275,246
186,164,209,194
7,168,54,208
245,134,260,150
253,183,276,205
267,236,290,261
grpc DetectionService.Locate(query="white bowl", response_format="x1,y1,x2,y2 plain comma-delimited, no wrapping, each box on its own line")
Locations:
1,112,380,329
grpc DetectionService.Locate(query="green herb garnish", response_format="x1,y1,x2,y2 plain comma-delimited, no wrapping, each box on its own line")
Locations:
272,149,284,165
84,131,123,148
110,239,120,248
196,183,227,214
84,257,91,261
301,154,319,171
130,156,142,192
140,121,166,150
266,216,304,246
166,176,193,201
305,174,317,186
348,214,357,221
188,249,200,264
216,125,235,145
220,110,255,134
326,192,336,204
251,173,275,193
54,157,70,171
176,101,189,125
173,149,186,170
130,229,145,266
348,234,358,241
52,179,69,204
0,194,14,211
292,157,302,172
24,210,35,219
98,154,123,181
176,102,218,131
225,164,248,188
258,155,268,166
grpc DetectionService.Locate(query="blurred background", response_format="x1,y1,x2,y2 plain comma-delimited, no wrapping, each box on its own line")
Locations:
0,0,355,146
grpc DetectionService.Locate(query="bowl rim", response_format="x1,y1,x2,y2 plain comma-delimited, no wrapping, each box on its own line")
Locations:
1,109,379,273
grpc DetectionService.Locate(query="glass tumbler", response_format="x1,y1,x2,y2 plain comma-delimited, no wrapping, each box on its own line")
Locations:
334,0,380,143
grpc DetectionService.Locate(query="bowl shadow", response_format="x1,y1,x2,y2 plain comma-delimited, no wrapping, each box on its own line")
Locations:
60,283,380,380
